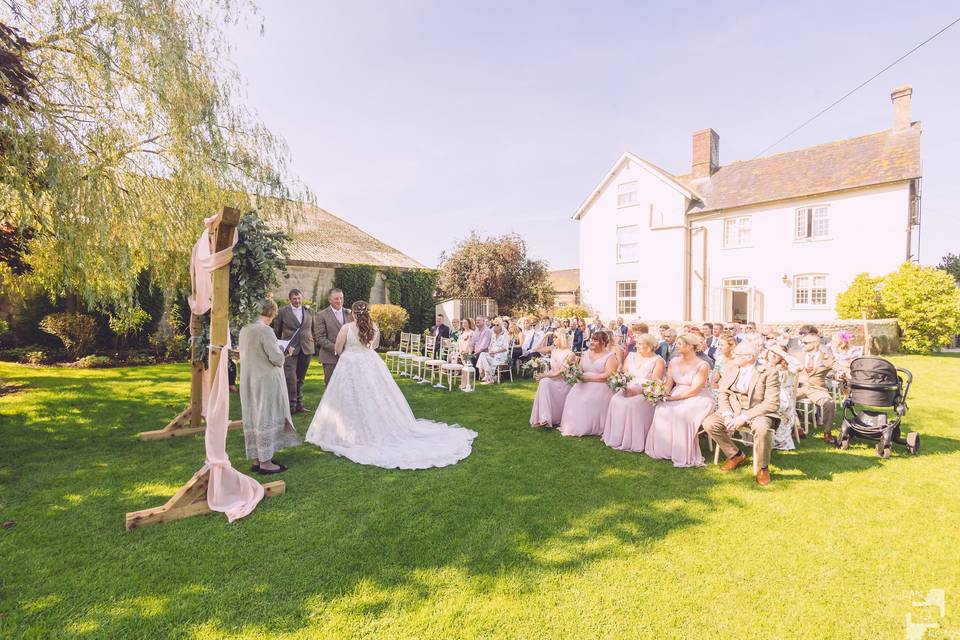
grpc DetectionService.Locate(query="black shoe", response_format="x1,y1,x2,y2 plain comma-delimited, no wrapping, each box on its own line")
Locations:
253,464,286,475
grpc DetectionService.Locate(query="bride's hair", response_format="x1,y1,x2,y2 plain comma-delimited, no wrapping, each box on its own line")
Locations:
352,300,375,347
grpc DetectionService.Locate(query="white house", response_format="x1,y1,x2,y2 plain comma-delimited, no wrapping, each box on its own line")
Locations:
574,86,921,324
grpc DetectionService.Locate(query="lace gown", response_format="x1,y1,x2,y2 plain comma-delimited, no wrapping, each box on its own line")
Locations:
305,323,478,469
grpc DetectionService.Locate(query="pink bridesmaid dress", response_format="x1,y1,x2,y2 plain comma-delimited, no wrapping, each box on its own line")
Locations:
529,348,574,427
601,353,664,452
644,359,713,467
558,350,616,437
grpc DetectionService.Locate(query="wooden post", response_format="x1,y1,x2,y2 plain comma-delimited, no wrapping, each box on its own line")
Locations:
138,211,243,440
127,207,284,530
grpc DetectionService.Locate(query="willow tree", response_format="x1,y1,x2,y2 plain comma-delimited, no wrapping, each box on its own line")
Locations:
0,0,308,315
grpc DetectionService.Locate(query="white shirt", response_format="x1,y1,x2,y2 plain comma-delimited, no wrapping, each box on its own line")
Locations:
733,364,755,394
332,306,344,325
803,351,820,371
291,304,303,324
522,329,542,353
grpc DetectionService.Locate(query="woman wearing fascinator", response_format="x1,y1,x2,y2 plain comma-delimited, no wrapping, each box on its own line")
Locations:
305,301,477,469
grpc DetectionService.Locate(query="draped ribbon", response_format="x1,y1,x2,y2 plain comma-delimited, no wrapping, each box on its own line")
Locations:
188,214,264,522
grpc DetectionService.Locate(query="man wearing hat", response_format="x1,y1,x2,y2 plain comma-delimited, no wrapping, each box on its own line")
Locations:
702,341,781,485
795,332,837,443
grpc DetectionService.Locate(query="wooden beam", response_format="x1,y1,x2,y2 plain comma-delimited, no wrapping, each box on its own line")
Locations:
137,415,242,441
124,467,285,531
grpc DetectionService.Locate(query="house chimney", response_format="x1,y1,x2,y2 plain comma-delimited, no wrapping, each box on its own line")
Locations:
691,128,719,179
891,85,912,131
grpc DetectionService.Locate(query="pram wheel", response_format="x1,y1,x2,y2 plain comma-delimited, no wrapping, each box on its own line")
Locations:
906,432,920,455
876,441,891,458
839,437,850,450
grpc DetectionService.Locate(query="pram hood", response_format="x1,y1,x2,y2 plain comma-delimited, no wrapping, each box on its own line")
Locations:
848,357,900,406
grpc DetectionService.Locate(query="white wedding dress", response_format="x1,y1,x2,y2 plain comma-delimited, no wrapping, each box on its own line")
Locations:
305,322,477,469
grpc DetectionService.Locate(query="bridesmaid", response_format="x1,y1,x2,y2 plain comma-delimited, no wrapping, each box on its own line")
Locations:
645,333,714,467
529,329,576,428
558,330,618,437
602,333,665,452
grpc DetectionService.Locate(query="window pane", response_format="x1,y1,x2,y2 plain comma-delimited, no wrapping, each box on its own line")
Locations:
795,209,808,239
617,182,637,207
739,217,751,245
724,219,735,246
813,207,829,237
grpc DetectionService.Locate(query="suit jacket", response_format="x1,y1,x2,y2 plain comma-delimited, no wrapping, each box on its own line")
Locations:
273,304,315,355
794,350,835,391
315,306,354,364
430,324,450,350
716,365,781,421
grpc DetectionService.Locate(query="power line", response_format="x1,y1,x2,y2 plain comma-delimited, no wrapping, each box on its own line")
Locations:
753,15,960,159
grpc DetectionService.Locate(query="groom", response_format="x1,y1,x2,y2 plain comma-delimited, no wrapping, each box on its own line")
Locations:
315,287,353,385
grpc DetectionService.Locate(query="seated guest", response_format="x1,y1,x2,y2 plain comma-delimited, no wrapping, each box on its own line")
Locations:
470,316,492,366
688,327,715,369
477,319,510,384
766,344,802,448
572,318,585,353
705,322,722,360
452,318,476,390
519,317,544,363
238,300,302,475
430,314,450,352
508,319,523,364
702,342,781,485
831,330,862,382
644,333,714,467
711,333,738,401
798,324,833,355
795,333,838,443
530,330,577,428
559,330,618,437
602,333,665,452
656,327,678,362
624,321,647,355
450,318,462,343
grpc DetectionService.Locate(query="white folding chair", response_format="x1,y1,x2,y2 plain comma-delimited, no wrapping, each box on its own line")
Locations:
426,339,450,387
400,335,421,378
411,337,434,383
387,332,410,374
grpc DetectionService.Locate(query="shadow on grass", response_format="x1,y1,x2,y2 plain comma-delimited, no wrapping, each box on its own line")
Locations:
0,361,957,637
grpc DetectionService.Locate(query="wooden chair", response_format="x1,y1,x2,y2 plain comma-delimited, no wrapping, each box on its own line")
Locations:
411,337,434,382
426,339,450,387
387,332,410,374
796,398,816,437
400,334,421,378
494,361,513,383
713,426,763,474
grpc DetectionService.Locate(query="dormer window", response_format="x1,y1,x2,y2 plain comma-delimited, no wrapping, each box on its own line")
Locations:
617,181,638,207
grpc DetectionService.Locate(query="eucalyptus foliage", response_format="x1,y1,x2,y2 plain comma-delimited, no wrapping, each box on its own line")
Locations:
230,212,290,327
0,1,308,313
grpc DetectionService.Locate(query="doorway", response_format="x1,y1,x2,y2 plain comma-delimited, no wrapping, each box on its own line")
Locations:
721,277,761,324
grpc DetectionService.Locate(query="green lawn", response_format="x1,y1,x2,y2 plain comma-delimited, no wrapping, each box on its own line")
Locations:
1,355,958,639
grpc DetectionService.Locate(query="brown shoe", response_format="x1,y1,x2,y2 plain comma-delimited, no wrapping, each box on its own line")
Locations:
721,452,746,472
823,432,837,445
756,468,771,486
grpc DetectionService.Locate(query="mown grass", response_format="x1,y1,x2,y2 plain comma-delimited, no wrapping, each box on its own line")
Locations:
1,355,958,639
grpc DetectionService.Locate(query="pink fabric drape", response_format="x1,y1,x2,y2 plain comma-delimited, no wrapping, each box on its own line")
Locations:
188,215,264,522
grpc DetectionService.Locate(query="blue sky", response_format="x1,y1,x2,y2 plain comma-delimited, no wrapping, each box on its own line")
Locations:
227,1,960,270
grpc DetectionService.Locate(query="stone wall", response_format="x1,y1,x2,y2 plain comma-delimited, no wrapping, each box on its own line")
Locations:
277,265,388,306
635,318,900,354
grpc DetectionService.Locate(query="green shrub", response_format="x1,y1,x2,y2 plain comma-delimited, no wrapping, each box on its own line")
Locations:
71,354,113,368
0,319,8,335
370,304,409,346
555,305,589,320
880,262,960,353
334,265,376,308
108,306,151,345
24,350,46,365
836,273,886,319
0,346,33,362
39,313,96,359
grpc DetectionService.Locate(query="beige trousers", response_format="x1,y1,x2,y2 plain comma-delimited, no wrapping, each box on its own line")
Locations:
703,412,776,469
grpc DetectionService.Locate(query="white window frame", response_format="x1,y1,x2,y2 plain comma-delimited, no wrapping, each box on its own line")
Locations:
616,281,637,315
616,225,640,263
794,205,830,241
793,273,828,308
722,216,752,248
617,181,639,208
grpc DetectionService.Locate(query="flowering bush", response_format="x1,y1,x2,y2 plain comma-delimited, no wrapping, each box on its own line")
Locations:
521,357,550,375
370,304,410,346
39,312,96,359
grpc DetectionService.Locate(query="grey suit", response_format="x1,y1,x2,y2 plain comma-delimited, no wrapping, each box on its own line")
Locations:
273,304,316,411
315,305,353,384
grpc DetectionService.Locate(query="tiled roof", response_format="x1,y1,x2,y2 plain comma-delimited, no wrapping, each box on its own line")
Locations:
549,268,580,292
280,202,426,269
674,124,921,214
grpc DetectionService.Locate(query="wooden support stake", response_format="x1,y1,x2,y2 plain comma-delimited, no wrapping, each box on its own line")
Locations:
124,467,285,531
138,207,243,441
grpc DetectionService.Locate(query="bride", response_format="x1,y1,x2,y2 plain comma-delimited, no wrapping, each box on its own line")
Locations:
305,301,477,469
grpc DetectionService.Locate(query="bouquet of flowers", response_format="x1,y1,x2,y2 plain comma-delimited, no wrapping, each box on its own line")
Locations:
561,360,583,386
606,370,633,392
521,357,551,375
640,378,667,405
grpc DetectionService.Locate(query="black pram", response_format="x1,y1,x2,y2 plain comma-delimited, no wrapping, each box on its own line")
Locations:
838,356,919,457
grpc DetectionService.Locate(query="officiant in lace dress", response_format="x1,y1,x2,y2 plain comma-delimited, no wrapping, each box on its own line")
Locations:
239,300,302,474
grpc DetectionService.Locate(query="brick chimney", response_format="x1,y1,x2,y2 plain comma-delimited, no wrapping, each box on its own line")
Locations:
891,85,912,131
691,128,719,179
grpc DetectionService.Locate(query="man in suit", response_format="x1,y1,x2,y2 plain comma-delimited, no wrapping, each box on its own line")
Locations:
702,341,781,485
518,317,544,365
795,332,837,443
430,314,451,352
273,288,316,414
656,327,677,362
315,287,353,386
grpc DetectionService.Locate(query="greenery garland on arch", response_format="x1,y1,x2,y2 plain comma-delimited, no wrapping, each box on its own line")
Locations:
333,264,377,308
